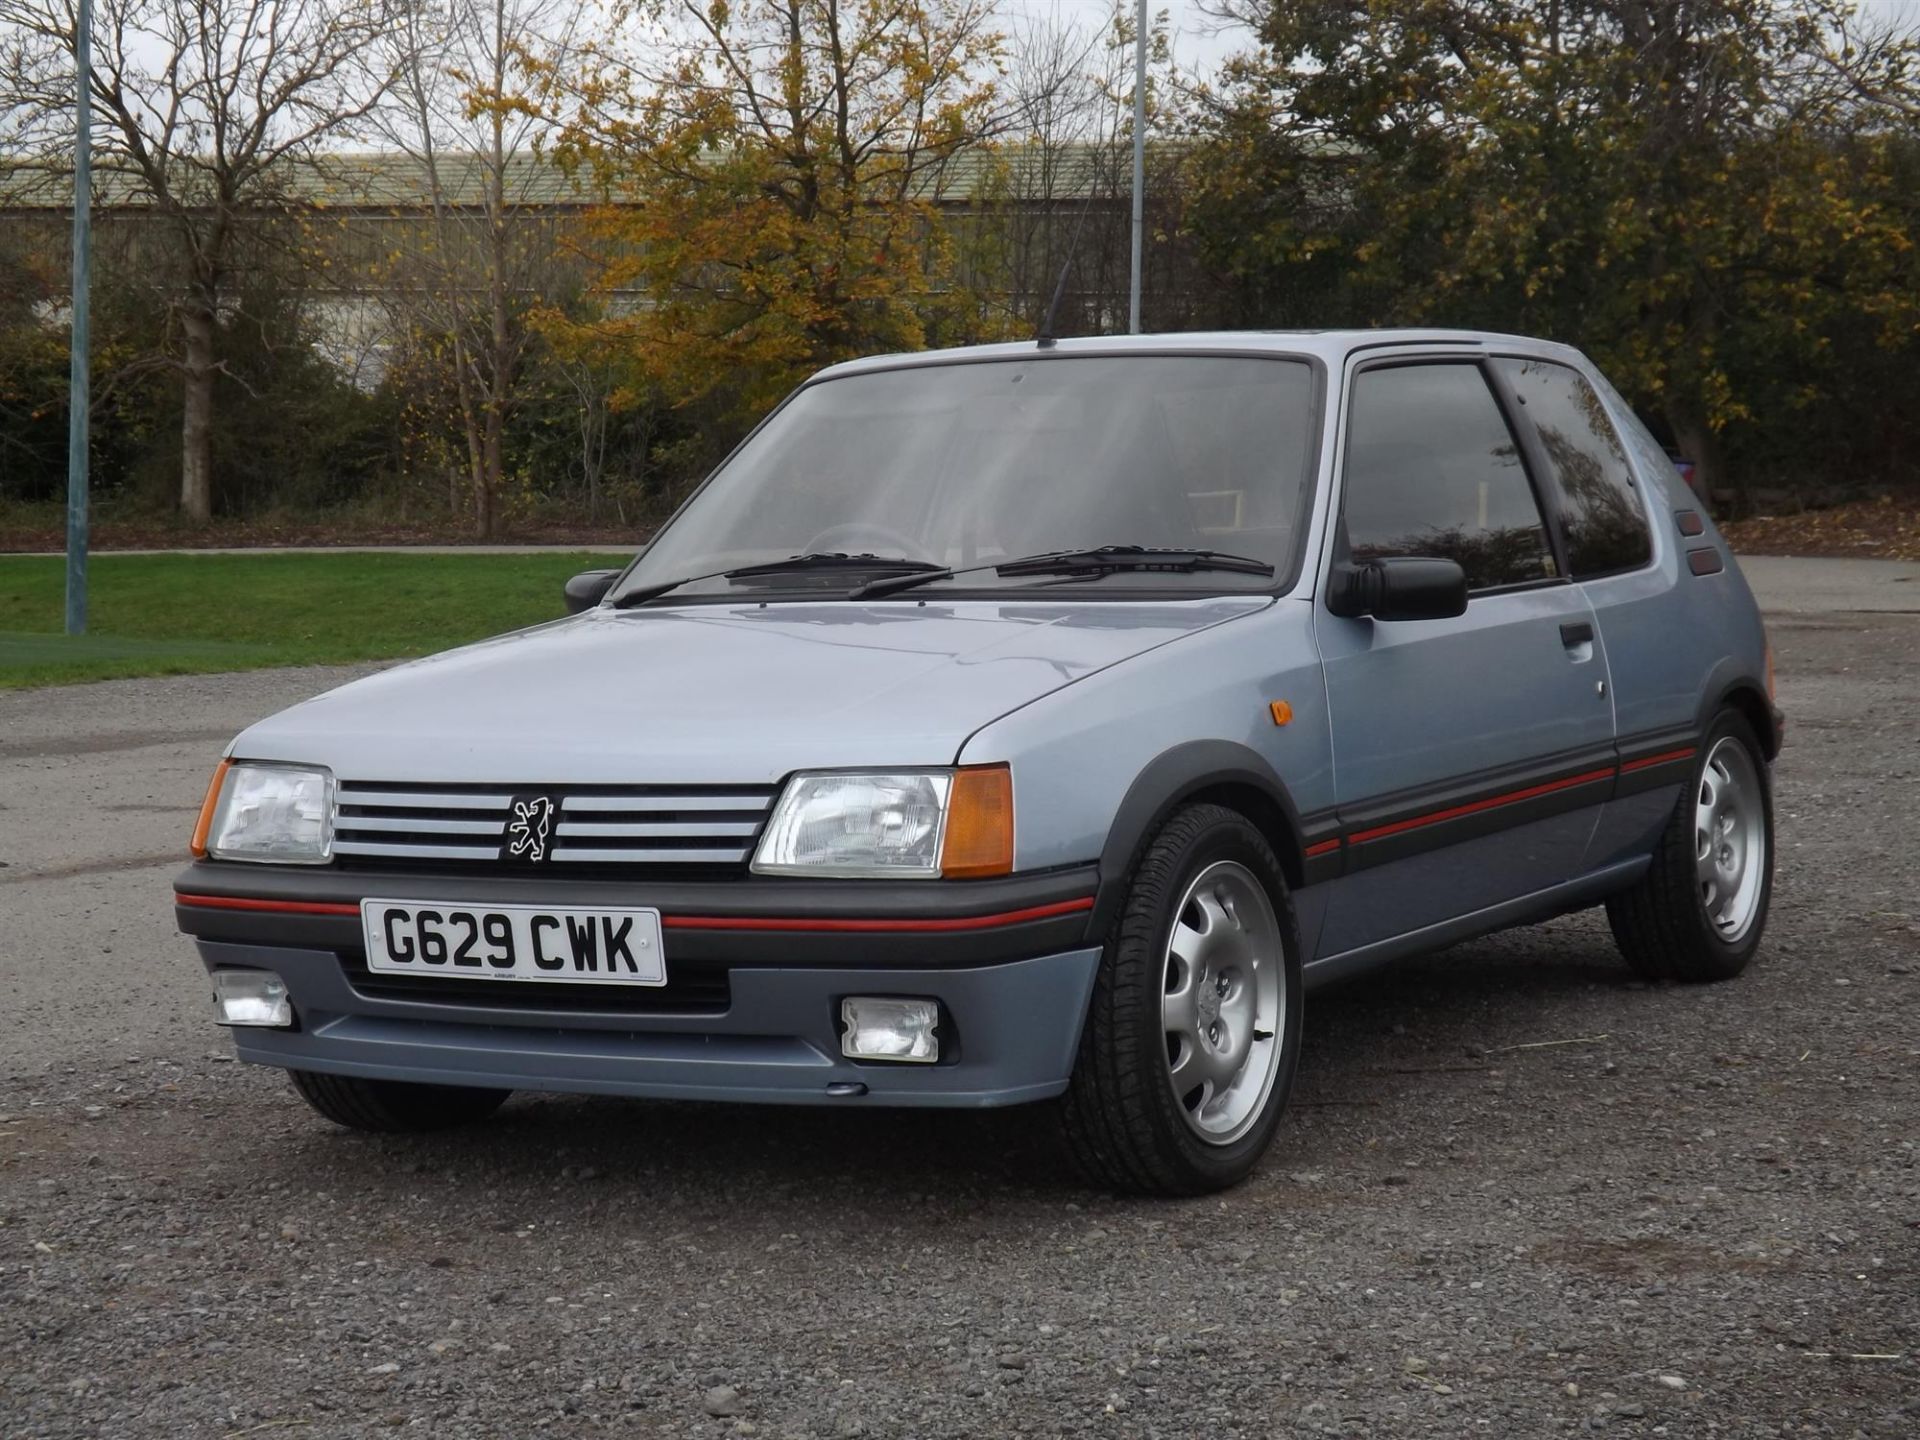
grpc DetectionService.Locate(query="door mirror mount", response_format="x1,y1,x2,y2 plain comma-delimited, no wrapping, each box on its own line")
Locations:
1328,557,1469,621
564,569,620,614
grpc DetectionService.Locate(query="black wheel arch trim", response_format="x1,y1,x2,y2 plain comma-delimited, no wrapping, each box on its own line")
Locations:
1085,741,1331,943
1696,663,1781,761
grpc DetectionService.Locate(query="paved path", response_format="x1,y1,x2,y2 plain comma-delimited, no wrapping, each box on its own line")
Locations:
1736,554,1920,613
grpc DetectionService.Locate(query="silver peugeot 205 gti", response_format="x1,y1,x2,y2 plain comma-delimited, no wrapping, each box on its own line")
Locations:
175,330,1780,1194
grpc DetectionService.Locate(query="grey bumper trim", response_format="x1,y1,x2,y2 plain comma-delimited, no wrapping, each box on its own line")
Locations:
198,939,1103,1109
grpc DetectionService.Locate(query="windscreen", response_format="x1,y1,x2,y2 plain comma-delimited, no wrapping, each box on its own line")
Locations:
625,354,1319,597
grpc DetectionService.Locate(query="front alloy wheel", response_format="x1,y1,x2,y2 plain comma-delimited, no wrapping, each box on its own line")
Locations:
1059,803,1303,1195
1162,860,1287,1146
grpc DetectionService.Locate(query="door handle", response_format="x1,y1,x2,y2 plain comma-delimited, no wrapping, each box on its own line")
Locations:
1560,621,1595,647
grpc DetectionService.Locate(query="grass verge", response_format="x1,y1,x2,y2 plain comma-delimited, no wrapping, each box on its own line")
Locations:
0,551,632,688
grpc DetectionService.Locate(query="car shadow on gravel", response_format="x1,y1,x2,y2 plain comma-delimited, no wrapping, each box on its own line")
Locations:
276,1091,1073,1208
255,920,1651,1211
1308,929,1640,1040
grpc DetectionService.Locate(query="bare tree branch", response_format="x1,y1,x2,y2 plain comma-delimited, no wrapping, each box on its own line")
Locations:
0,0,402,519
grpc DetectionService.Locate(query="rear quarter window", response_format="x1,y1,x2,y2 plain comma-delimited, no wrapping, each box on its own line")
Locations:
1496,358,1653,577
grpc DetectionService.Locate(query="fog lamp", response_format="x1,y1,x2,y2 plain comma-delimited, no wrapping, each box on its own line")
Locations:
840,997,940,1063
211,969,293,1028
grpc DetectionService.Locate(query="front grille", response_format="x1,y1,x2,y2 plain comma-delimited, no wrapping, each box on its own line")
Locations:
338,949,732,1014
332,781,777,873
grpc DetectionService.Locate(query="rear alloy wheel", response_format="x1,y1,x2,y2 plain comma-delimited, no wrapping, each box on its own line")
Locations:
1059,804,1303,1195
1691,735,1769,944
289,1070,510,1133
1607,710,1774,982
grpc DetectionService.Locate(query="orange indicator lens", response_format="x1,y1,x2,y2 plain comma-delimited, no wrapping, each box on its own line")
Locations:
941,766,1014,878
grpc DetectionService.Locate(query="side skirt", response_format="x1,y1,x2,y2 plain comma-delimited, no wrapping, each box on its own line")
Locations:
1302,856,1651,992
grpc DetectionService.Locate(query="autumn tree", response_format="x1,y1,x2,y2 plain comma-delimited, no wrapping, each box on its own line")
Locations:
1189,0,1920,500
551,0,1011,424
0,0,399,521
370,0,593,538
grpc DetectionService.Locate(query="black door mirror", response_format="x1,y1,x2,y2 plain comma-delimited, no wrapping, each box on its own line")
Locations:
564,569,620,614
1328,557,1469,621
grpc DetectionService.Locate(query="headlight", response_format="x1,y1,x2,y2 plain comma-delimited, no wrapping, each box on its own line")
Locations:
752,766,1012,879
198,762,334,865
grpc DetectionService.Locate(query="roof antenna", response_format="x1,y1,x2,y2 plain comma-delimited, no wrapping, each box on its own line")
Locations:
1036,257,1074,350
1033,122,1112,350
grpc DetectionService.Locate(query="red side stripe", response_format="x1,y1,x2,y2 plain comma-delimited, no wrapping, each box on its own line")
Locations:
1620,746,1697,773
1304,839,1341,858
176,893,361,917
176,892,1097,933
662,897,1095,933
1347,766,1619,846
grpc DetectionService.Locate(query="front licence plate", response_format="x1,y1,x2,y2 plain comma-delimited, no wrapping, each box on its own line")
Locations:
360,900,667,986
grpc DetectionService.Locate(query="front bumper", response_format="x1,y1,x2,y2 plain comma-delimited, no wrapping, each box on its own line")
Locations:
176,862,1104,1108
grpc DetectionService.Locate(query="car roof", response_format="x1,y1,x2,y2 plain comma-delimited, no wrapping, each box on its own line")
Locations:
811,328,1592,381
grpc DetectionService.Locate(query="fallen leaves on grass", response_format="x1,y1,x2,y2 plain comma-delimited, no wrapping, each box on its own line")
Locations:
1722,494,1920,560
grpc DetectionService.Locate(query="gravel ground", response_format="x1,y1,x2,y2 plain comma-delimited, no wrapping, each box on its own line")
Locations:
2,588,1916,1439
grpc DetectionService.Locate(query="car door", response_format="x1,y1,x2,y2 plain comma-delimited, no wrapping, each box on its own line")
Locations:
1490,354,1713,869
1312,356,1617,964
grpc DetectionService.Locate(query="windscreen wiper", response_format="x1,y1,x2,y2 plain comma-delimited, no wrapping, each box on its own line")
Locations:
611,552,943,608
727,552,944,579
997,545,1275,578
850,545,1275,600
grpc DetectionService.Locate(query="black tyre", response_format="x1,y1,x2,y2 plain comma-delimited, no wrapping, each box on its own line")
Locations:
1059,803,1304,1195
289,1070,511,1133
1606,710,1774,982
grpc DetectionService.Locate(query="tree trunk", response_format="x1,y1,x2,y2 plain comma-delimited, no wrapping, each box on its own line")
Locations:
478,401,503,540
582,385,603,524
477,280,509,542
179,300,217,522
451,333,485,522
477,15,510,544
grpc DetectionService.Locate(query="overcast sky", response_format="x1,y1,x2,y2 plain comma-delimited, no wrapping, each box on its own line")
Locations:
999,0,1247,76
999,0,1920,80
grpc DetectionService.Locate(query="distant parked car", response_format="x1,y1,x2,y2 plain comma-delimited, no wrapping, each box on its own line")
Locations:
174,330,1781,1194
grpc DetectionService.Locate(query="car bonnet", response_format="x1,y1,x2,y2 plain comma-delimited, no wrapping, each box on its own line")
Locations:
228,597,1273,784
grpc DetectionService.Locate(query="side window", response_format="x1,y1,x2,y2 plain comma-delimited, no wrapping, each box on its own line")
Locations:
1343,363,1557,592
1495,358,1653,577
1585,363,1694,502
